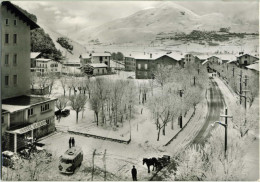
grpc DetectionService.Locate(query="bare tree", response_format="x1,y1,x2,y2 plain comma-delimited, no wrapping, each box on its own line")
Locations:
60,76,67,96
69,94,87,123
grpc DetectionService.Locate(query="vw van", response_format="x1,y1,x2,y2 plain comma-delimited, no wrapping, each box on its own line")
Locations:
58,147,83,174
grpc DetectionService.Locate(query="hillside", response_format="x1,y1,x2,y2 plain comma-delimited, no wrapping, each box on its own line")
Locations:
83,2,258,44
41,25,87,63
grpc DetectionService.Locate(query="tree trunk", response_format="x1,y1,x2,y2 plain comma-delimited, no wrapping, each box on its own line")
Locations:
76,111,79,124
157,124,161,141
95,112,99,126
163,124,165,136
63,89,66,96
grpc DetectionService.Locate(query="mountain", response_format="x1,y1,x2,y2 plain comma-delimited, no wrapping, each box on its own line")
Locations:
82,2,258,44
40,24,87,63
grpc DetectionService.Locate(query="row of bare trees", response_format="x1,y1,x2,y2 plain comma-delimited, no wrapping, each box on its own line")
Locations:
148,63,209,141
89,78,138,127
175,63,259,180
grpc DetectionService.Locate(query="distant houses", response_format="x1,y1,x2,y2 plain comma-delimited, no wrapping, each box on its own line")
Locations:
79,52,111,76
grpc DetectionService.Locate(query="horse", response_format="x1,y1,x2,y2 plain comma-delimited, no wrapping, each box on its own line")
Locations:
143,158,158,173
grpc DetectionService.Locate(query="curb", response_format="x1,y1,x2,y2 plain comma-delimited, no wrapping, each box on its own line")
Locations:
68,130,131,144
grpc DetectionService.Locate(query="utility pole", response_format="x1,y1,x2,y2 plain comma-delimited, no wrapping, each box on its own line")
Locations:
220,108,232,158
103,149,107,181
92,149,96,181
239,70,243,104
178,89,184,128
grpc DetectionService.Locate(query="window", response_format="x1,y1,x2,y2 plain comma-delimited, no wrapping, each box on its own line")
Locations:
13,34,17,44
105,57,107,59
14,19,17,26
138,64,141,70
5,76,9,87
5,19,9,25
5,34,9,44
41,103,50,112
1,116,4,124
13,75,17,86
5,54,9,65
28,108,34,117
13,54,17,66
46,118,51,125
144,64,148,70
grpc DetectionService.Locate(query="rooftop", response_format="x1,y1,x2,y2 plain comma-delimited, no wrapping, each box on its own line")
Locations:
246,62,259,72
89,63,108,68
91,53,111,57
30,52,41,59
2,95,52,106
62,147,82,160
237,53,259,60
2,1,39,30
36,58,51,62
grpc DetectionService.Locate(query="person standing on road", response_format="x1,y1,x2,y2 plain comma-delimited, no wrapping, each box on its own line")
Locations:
69,137,72,148
131,165,137,181
72,137,75,147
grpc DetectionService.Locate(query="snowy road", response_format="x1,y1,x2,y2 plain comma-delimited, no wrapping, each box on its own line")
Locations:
191,78,225,144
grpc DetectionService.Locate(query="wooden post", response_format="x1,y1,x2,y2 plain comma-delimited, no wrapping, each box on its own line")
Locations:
92,149,96,181
103,149,107,181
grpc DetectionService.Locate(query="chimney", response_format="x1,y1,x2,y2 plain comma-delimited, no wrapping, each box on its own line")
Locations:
150,53,152,58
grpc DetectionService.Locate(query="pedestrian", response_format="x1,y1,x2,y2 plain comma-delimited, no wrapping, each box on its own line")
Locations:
72,137,75,147
131,165,137,181
69,137,72,148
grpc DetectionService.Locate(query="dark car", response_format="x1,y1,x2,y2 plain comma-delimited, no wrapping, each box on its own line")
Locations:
61,109,70,117
2,151,19,169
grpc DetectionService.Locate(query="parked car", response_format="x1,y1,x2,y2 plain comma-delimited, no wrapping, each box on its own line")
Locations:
61,109,70,117
59,147,83,174
2,151,19,169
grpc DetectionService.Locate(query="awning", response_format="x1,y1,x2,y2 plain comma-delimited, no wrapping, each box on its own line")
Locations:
7,120,47,134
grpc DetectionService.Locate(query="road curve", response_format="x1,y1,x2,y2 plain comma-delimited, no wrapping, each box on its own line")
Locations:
191,78,225,145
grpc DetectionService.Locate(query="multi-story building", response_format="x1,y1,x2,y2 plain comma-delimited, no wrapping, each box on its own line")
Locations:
237,53,259,67
35,58,62,74
135,52,183,79
1,1,56,152
125,55,136,71
90,52,111,67
80,52,111,75
30,52,41,72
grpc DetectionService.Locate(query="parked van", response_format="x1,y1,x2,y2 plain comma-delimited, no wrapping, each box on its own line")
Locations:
58,147,83,174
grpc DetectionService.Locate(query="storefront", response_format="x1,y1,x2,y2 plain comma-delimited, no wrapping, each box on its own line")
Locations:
6,120,48,153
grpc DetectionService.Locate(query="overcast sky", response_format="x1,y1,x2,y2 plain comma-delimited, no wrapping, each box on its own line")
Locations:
13,1,258,36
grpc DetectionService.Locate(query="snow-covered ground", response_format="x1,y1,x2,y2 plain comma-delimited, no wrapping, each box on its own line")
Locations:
36,71,209,180
214,76,259,180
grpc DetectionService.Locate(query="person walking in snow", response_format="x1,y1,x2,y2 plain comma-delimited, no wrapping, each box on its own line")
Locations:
131,165,137,181
71,137,75,147
69,137,72,148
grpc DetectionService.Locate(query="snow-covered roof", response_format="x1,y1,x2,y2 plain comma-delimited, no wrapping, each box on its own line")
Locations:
92,53,111,57
36,58,51,62
2,104,30,113
215,54,236,61
194,55,209,60
246,63,259,72
227,60,237,64
130,53,163,60
89,63,108,68
30,52,41,59
165,52,184,61
237,53,259,60
202,60,209,65
80,53,90,59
